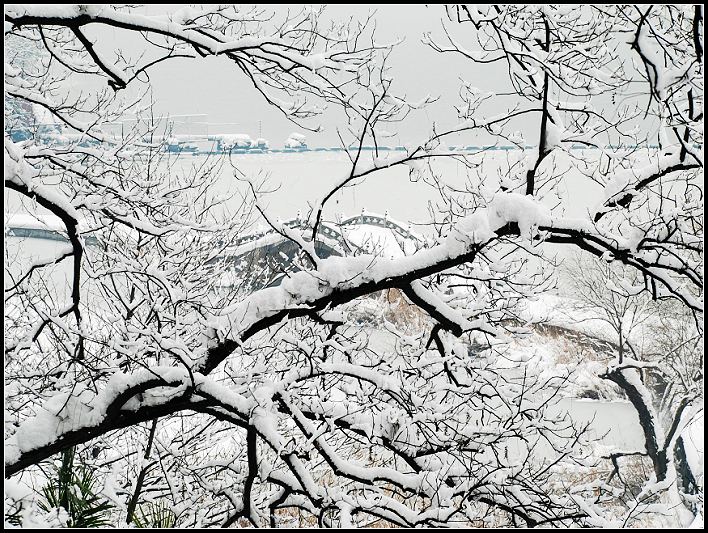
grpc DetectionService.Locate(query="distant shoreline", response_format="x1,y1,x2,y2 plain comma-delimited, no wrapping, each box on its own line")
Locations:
168,143,676,156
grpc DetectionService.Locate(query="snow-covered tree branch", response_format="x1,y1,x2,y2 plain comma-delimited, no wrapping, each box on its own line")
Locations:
4,4,703,528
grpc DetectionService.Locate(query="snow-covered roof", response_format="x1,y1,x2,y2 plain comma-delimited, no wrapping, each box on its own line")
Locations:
211,134,254,148
5,213,66,232
340,222,416,259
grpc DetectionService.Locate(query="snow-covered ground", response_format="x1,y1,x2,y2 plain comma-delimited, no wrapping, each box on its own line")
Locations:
362,324,646,450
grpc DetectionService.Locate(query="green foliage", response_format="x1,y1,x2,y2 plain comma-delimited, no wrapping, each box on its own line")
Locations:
38,447,114,528
132,501,177,528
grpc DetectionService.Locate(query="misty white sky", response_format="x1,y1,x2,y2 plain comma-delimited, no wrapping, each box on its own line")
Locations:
91,4,512,147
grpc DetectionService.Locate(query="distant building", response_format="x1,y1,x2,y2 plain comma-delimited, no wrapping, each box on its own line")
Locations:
165,136,199,154
5,38,64,143
209,134,254,152
205,134,270,153
284,133,307,150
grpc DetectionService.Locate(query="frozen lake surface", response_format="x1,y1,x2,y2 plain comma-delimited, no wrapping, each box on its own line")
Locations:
5,150,607,232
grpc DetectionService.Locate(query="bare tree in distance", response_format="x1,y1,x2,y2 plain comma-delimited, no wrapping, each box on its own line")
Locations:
563,254,703,525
